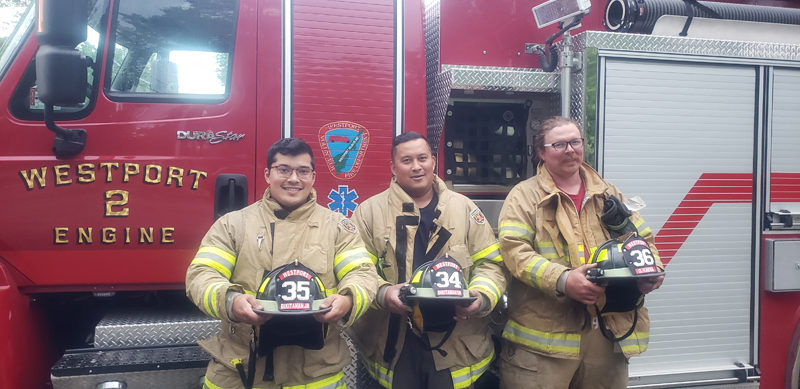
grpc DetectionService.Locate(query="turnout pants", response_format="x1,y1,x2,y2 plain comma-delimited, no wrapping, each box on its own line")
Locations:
498,324,628,389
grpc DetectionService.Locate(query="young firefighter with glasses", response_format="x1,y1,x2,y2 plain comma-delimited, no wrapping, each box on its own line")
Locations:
186,138,378,389
497,116,665,388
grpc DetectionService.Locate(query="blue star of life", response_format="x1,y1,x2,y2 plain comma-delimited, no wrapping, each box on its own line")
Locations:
328,185,359,217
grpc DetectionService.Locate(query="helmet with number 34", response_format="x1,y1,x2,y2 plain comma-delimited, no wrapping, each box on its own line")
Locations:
399,256,476,354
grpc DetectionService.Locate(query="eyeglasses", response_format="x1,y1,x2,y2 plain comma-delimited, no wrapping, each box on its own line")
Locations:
271,165,314,180
544,138,584,152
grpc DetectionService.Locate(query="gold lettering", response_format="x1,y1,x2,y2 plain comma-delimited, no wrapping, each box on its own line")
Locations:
125,227,131,244
188,169,208,190
54,164,72,185
161,227,175,244
102,228,116,244
123,163,140,183
19,167,47,190
78,227,93,244
104,190,130,217
54,227,68,244
144,164,162,184
166,166,184,187
99,162,119,182
138,227,154,244
77,163,96,183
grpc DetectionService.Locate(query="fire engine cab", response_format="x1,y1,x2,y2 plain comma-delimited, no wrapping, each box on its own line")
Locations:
0,0,799,388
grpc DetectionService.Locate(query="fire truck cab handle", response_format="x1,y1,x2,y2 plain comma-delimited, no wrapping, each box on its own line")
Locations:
214,174,248,220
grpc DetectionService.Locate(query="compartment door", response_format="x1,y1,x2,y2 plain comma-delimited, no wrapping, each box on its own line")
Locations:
599,58,756,384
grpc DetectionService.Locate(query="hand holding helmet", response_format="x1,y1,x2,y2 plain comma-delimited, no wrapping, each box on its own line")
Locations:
314,293,353,323
565,263,605,305
454,289,483,321
382,283,415,315
233,293,272,325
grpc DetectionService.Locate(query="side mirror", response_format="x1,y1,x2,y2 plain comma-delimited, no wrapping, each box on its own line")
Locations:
35,46,88,105
34,0,90,159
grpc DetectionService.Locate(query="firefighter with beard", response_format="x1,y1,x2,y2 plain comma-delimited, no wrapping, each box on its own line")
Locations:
497,116,665,388
348,131,507,389
186,138,378,389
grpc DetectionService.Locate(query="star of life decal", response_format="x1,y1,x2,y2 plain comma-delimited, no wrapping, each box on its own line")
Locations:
328,185,359,217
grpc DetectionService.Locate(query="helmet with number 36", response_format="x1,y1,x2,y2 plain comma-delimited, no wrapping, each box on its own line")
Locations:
589,233,663,313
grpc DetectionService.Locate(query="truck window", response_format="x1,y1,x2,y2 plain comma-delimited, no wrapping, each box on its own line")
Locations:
0,0,34,81
105,0,237,100
7,0,106,121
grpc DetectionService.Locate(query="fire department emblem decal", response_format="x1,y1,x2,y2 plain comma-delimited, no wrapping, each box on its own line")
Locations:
318,121,370,179
470,208,486,225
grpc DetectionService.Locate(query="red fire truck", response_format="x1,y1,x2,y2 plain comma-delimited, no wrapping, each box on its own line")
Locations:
1,0,799,388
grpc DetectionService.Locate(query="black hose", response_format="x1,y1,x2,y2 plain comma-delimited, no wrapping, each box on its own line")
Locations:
604,0,800,34
537,14,586,72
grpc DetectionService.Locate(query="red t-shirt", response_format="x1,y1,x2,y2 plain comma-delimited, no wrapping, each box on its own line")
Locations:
560,182,587,262
563,183,586,214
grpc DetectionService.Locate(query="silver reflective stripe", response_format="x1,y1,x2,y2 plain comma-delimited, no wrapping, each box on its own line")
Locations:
503,320,580,355
469,277,501,301
450,350,494,388
526,257,551,287
333,248,371,280
498,223,534,243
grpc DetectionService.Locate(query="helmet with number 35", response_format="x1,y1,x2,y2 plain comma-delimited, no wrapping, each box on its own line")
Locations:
254,261,329,352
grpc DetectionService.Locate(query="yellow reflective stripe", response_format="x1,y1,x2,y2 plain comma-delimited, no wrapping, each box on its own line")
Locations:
203,282,226,318
334,247,372,281
367,251,378,265
587,245,598,263
283,371,345,389
411,269,423,284
619,331,649,354
498,221,534,243
523,257,551,288
362,356,393,388
502,319,580,356
203,376,224,389
469,276,501,303
349,284,369,321
632,217,653,236
577,243,585,264
451,349,494,388
471,242,502,263
192,246,236,279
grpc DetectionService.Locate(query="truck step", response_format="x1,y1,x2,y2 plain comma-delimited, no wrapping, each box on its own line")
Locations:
51,345,209,389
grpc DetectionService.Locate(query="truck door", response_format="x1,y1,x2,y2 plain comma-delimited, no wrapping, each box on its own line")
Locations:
760,67,800,389
598,58,757,385
2,0,258,289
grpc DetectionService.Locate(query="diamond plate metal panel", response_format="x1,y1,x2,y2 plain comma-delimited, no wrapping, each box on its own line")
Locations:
426,70,452,153
424,0,446,151
575,30,800,61
94,309,220,348
443,65,560,92
424,0,441,83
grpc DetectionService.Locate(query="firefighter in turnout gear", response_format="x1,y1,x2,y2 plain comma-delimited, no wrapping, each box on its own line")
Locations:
186,138,378,389
497,117,664,389
348,132,507,389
